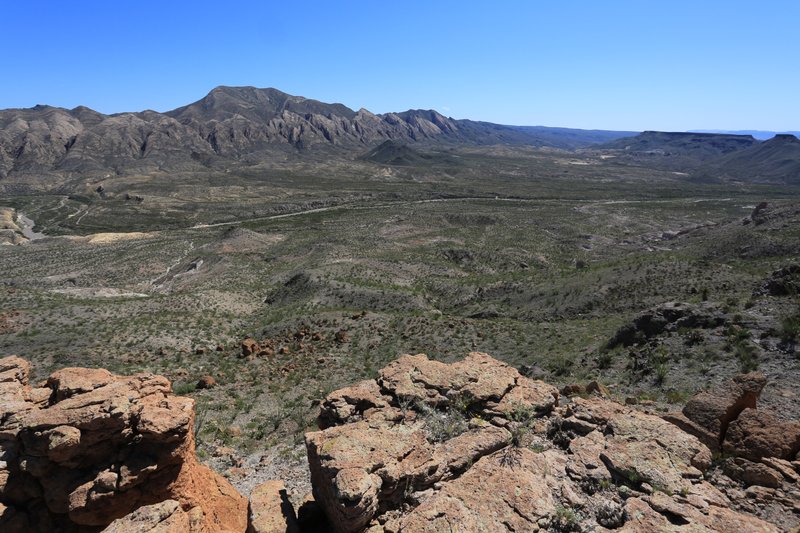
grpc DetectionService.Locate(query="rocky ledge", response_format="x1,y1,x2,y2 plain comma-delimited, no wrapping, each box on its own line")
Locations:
0,356,294,532
2,352,799,532
307,352,798,532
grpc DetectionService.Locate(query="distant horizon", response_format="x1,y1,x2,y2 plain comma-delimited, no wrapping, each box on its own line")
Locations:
2,1,798,132
5,84,798,137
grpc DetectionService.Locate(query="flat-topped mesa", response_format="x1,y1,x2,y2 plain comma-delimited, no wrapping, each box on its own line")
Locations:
0,355,248,532
306,352,787,533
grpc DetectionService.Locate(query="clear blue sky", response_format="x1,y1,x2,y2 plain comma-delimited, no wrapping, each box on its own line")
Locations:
2,1,798,131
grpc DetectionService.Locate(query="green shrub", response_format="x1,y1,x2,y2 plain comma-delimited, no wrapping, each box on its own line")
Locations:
780,310,800,342
173,382,197,395
735,342,759,372
506,402,536,447
416,401,468,443
551,505,580,532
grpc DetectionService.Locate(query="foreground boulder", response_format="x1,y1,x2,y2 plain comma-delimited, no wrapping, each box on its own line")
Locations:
663,371,767,451
306,352,783,532
0,356,248,532
664,371,800,463
103,500,193,532
723,408,800,461
247,481,298,533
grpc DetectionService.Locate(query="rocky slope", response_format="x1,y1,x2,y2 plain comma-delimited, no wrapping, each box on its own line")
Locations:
0,86,632,181
2,353,798,532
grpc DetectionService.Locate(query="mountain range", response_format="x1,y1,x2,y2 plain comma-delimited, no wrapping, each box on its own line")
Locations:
0,86,635,179
1,86,799,185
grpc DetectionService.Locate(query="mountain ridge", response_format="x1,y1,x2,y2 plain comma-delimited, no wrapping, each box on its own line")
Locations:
0,86,635,179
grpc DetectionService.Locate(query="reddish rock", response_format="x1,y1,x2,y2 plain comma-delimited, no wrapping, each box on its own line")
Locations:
196,375,217,389
385,449,563,532
246,480,298,533
305,352,776,533
241,338,260,358
621,494,777,532
378,352,556,411
102,499,192,532
318,379,391,428
671,371,767,451
0,356,248,532
724,408,800,461
760,457,798,482
724,458,783,488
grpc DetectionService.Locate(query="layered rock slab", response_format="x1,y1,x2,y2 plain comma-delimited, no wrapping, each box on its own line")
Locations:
0,356,247,532
306,352,778,532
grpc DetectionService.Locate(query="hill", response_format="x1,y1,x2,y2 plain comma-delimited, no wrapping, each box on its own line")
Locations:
358,140,430,166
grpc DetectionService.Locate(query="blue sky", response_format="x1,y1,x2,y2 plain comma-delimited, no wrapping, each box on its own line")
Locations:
2,1,798,131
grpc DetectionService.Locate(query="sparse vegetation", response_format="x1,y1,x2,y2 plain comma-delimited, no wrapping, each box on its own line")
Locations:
551,505,581,532
1,141,799,465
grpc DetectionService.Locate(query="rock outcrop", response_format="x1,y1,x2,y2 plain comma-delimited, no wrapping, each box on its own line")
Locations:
3,352,798,532
306,352,788,532
663,371,800,464
663,371,767,451
247,481,298,533
605,301,727,349
0,355,248,532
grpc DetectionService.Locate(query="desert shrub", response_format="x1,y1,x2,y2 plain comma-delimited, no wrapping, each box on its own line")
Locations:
551,505,581,532
596,350,613,369
173,382,197,395
780,308,800,342
416,401,468,443
683,329,704,346
664,389,692,404
506,402,536,447
654,362,668,386
549,356,574,377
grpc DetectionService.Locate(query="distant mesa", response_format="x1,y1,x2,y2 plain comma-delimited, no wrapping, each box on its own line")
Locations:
697,132,800,184
594,130,800,180
689,129,800,141
601,130,759,160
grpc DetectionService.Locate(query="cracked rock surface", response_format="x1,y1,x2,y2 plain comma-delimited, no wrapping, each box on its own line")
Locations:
307,352,793,532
